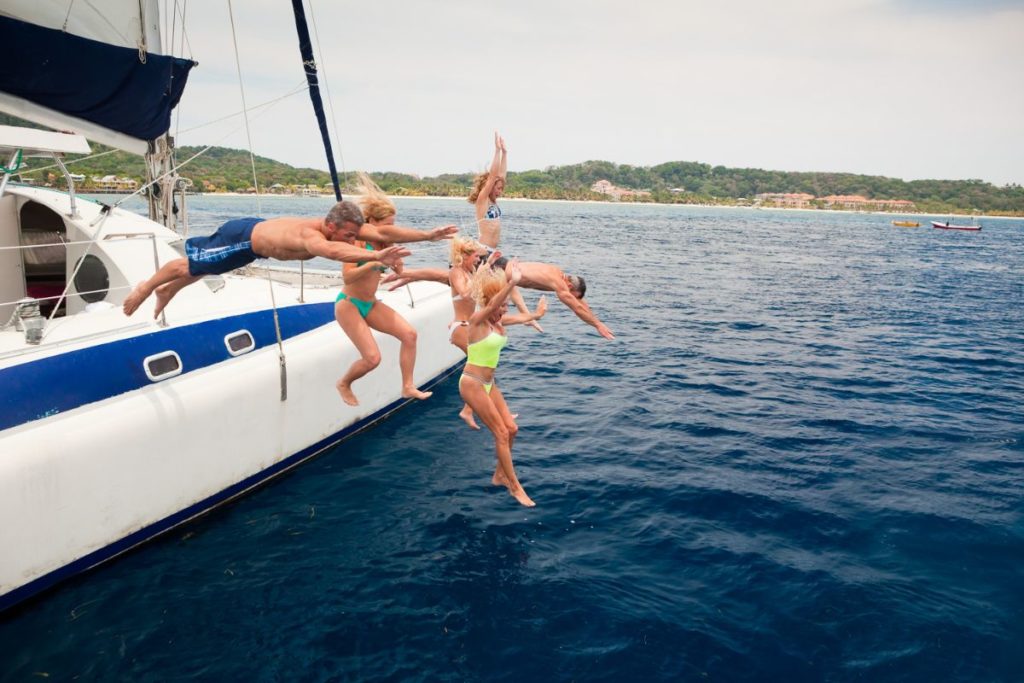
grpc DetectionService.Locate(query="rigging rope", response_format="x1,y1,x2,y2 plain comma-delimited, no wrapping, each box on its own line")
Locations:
307,0,348,184
228,0,288,402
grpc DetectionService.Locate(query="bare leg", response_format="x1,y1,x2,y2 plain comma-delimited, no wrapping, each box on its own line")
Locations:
488,384,521,491
459,376,534,507
510,286,543,333
334,299,382,406
450,326,479,429
153,275,201,318
367,302,432,401
123,258,192,316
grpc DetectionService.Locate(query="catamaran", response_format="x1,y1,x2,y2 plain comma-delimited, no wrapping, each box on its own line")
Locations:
0,2,461,611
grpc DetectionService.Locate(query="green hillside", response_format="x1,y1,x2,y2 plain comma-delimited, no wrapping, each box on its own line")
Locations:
3,114,1021,215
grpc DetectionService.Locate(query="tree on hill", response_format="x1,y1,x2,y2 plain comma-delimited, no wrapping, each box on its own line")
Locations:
2,113,1020,214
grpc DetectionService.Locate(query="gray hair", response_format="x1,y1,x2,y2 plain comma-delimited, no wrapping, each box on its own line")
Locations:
325,200,365,228
568,275,587,299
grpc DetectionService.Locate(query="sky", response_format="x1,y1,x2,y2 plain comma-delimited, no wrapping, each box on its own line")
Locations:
167,0,1024,185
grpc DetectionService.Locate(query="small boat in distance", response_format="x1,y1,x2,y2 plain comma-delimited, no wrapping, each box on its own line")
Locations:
892,220,920,227
931,219,982,231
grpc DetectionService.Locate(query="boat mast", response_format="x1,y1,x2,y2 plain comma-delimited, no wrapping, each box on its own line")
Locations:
290,0,342,201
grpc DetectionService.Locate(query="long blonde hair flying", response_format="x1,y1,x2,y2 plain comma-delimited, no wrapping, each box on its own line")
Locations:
467,172,490,204
469,263,507,307
354,172,396,222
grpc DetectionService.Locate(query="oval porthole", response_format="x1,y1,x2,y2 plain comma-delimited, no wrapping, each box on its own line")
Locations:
224,330,255,356
144,351,182,382
73,255,110,303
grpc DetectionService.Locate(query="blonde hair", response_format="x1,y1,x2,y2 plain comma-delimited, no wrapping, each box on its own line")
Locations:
467,172,489,203
470,263,507,307
354,172,396,222
450,235,486,267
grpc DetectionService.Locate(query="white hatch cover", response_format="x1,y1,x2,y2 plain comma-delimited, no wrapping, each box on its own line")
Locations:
0,125,91,157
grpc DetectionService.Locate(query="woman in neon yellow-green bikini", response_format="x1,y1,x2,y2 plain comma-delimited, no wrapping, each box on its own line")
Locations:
460,258,546,507
334,175,435,406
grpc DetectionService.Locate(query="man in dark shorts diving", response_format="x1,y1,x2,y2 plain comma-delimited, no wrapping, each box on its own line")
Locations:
122,200,457,318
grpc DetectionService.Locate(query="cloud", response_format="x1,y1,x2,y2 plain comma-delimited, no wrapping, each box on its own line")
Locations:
165,0,1024,184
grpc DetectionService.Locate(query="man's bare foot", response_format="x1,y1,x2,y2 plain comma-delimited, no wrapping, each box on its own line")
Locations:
153,286,173,319
510,487,536,507
402,386,432,401
122,283,150,316
459,406,480,430
336,379,359,406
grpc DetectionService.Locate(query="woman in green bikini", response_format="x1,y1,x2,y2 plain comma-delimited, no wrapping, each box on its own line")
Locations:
334,174,434,406
461,258,546,507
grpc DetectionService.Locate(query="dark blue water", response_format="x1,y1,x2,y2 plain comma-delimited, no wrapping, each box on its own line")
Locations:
3,199,1023,681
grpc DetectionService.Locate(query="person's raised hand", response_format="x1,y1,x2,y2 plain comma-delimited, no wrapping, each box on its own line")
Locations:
377,245,410,267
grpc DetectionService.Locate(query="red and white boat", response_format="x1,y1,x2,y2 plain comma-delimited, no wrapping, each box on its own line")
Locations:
931,220,982,231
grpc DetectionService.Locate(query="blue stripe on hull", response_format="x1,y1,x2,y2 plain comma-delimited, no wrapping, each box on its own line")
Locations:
0,360,461,613
0,302,335,433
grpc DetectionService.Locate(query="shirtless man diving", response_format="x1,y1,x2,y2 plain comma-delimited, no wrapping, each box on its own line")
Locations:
384,257,614,340
122,200,457,318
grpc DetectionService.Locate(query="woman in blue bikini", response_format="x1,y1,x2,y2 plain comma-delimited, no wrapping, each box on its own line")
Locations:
460,258,546,507
468,131,507,249
468,132,541,332
334,174,434,406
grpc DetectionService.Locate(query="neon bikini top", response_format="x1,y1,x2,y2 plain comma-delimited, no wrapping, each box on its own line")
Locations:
466,327,507,368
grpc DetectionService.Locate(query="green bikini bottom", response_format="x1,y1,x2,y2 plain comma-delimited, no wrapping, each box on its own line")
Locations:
336,292,376,318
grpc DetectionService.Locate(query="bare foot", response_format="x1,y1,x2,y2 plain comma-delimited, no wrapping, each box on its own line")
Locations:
153,286,173,319
402,386,432,401
122,283,150,316
510,487,536,507
336,379,359,406
459,406,480,430
491,468,509,487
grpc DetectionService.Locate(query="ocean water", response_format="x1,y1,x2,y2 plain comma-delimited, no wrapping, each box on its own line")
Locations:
2,198,1022,681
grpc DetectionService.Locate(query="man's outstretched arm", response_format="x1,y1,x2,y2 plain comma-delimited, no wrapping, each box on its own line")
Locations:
360,224,457,244
381,267,450,290
305,234,410,265
556,289,615,340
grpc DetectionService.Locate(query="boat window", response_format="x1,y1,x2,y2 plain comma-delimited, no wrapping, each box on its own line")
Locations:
144,351,183,382
72,255,110,303
224,330,255,356
19,201,68,318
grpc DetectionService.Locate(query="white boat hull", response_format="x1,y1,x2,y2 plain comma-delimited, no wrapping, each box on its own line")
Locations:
0,286,462,609
0,186,463,610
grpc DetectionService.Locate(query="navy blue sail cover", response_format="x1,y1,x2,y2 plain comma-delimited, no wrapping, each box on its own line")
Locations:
0,15,195,141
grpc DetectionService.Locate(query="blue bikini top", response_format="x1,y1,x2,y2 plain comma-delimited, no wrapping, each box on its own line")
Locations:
485,204,501,220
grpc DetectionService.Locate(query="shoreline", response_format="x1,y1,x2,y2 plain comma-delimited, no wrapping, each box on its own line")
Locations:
79,191,1020,220
186,192,1023,220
